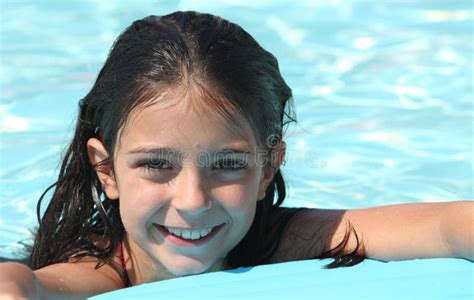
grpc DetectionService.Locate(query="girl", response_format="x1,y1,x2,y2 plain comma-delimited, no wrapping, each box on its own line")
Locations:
1,11,472,299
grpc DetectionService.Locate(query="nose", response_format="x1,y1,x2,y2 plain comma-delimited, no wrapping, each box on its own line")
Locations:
172,167,212,216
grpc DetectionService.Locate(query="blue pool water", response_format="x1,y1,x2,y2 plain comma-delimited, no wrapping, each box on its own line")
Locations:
0,0,472,259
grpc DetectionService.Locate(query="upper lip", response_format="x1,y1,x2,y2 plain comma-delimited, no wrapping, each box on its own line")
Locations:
156,223,224,230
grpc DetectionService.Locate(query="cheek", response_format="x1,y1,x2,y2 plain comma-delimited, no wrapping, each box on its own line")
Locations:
213,174,260,214
216,183,259,240
118,175,170,230
224,184,256,204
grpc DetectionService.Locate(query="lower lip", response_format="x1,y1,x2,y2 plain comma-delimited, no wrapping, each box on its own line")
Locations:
154,223,225,247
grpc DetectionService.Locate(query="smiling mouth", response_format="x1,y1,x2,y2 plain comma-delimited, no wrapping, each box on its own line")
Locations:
153,223,225,246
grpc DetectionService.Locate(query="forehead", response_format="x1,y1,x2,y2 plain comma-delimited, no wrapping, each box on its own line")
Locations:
117,88,256,152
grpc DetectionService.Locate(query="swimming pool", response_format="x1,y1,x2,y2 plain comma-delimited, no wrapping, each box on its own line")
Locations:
0,0,472,260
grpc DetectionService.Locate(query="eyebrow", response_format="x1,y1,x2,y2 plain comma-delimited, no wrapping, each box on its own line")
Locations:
127,146,254,155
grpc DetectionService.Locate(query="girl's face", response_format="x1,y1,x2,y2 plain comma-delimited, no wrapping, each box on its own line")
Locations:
88,89,281,282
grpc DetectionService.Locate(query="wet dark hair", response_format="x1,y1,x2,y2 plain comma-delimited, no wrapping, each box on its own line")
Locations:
30,11,365,274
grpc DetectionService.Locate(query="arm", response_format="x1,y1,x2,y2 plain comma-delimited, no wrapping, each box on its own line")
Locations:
0,260,123,299
438,200,473,260
0,262,40,299
269,200,473,263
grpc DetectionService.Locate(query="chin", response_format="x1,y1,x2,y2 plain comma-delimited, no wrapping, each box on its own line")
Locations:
168,262,211,277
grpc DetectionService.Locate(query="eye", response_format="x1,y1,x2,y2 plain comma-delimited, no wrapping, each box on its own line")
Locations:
137,159,173,172
214,159,248,170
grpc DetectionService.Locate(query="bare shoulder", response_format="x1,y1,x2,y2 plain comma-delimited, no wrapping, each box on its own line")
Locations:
34,242,126,296
268,206,355,263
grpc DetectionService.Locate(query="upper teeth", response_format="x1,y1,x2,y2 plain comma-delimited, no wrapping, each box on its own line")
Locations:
164,226,214,240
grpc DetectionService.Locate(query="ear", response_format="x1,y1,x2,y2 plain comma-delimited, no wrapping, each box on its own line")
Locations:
86,138,119,200
257,140,286,200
